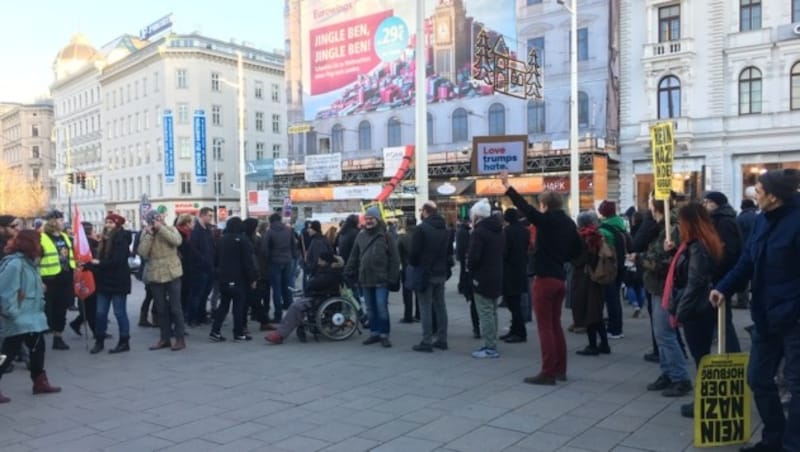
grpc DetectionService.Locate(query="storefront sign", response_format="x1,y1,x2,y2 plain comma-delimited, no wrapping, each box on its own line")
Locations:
305,152,342,182
332,184,382,200
429,180,474,197
383,146,406,178
193,110,207,185
248,190,270,215
542,175,593,192
694,354,751,447
477,176,543,195
139,14,173,40
650,121,675,201
246,159,275,181
472,135,527,175
163,110,175,184
174,202,199,214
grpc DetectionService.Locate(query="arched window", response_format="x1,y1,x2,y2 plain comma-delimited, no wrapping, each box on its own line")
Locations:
426,113,433,145
791,62,800,111
658,75,681,119
358,120,371,150
527,100,545,134
331,124,344,152
387,117,402,147
739,67,762,115
578,92,589,128
488,103,505,135
452,108,468,142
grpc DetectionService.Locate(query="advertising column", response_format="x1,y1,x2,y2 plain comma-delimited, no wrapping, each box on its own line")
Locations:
163,109,175,184
194,109,207,185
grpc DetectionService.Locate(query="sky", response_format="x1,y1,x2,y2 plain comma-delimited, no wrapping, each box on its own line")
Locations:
0,0,286,104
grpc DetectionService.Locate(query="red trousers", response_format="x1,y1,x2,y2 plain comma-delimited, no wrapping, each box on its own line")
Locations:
532,277,567,377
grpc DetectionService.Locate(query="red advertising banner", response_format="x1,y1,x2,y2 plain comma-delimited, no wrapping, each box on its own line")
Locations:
542,175,593,193
309,10,393,95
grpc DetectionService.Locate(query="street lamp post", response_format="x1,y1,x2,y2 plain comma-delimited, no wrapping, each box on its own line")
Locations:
237,50,247,218
559,0,580,219
414,0,429,212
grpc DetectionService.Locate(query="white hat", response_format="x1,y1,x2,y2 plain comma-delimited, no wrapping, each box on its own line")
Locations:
470,198,491,222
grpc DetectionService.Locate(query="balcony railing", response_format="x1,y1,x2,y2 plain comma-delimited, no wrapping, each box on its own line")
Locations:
643,38,694,60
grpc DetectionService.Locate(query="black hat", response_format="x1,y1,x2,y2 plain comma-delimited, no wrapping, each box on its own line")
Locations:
740,199,756,210
759,169,800,203
310,220,322,233
0,215,15,227
45,209,64,220
703,191,729,207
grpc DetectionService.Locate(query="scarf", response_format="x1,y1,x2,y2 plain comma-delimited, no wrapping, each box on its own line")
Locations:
578,225,603,254
662,241,688,328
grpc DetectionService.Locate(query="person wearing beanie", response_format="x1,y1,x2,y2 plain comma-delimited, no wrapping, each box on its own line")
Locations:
597,200,629,339
501,172,582,384
710,168,800,452
464,198,504,359
39,207,75,351
500,208,529,344
344,206,400,348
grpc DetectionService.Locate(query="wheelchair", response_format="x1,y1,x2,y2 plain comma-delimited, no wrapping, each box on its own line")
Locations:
300,285,364,342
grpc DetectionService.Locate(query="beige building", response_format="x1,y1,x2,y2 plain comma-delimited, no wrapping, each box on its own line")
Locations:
0,102,57,201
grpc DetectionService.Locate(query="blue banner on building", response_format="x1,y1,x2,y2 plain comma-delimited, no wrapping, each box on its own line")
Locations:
245,159,275,181
193,109,207,185
163,110,175,184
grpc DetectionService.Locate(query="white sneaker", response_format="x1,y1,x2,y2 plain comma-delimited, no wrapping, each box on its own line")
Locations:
608,333,625,340
0,354,6,367
472,347,500,359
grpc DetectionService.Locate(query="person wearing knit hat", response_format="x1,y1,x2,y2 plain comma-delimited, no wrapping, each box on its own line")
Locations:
702,191,728,210
364,206,382,220
597,200,617,219
105,213,126,229
711,168,800,451
469,198,491,223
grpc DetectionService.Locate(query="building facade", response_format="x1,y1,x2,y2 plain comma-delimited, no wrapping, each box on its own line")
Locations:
619,0,800,210
50,30,287,228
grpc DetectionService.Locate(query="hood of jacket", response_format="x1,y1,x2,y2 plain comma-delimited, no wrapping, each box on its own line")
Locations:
475,215,503,234
423,213,447,230
712,204,737,221
602,214,627,231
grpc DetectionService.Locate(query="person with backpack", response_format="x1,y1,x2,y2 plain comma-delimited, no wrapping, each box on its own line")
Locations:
572,211,612,356
597,201,631,340
502,172,581,385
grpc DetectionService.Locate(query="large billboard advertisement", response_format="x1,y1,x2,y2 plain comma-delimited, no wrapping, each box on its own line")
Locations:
297,0,516,121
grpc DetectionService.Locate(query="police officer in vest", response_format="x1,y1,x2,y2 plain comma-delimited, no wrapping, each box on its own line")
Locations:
40,209,76,350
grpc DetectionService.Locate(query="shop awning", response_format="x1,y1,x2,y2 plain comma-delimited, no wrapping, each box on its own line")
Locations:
429,180,474,197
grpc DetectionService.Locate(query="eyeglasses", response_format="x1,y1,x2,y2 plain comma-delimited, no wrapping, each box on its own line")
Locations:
9,223,20,229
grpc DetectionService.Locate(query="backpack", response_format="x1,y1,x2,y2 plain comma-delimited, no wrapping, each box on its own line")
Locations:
588,238,618,285
600,223,631,284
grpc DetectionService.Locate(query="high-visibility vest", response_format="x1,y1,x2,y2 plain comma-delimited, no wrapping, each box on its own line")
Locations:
40,232,75,277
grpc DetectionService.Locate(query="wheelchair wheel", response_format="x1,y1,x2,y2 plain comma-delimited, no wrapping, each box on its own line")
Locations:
315,297,359,341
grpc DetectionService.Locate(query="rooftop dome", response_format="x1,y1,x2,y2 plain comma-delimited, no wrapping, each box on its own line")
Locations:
53,34,102,80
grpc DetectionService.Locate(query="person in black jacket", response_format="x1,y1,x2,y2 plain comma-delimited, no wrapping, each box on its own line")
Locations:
335,214,360,263
209,217,258,342
500,208,529,344
409,201,453,352
397,216,420,323
734,199,758,309
501,172,581,385
630,209,662,363
304,221,332,282
262,214,297,322
455,218,480,338
702,191,742,353
467,199,504,359
86,214,132,354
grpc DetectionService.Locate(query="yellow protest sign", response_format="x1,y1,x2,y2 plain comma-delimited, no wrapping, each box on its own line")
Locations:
693,353,751,447
650,122,675,201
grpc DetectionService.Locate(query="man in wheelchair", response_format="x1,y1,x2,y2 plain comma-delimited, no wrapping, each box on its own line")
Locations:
265,252,343,344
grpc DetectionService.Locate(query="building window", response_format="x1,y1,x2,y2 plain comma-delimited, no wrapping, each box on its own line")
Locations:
739,67,762,114
527,100,546,134
272,144,281,159
578,91,589,128
358,120,371,150
31,125,39,137
179,137,191,159
387,117,402,146
32,146,40,159
659,5,681,42
271,83,280,102
740,0,761,32
272,114,280,133
255,81,264,99
331,124,344,153
177,103,189,124
180,172,191,195
153,72,159,92
212,105,222,126
577,28,588,61
452,108,468,142
142,76,148,97
426,113,434,145
527,37,545,66
211,72,220,91
32,168,40,181
214,172,223,196
527,0,542,4
488,103,506,135
658,75,681,119
176,69,188,88
213,138,223,161
255,112,264,131
792,62,800,110
256,142,265,160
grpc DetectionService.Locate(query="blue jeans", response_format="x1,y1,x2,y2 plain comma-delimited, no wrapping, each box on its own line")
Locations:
96,293,130,339
270,262,294,322
363,286,390,337
748,323,800,450
626,285,645,309
652,295,690,382
605,282,623,336
189,270,214,324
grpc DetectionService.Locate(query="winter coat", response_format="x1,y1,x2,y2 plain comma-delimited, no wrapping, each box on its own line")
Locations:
637,213,679,296
307,256,344,298
88,229,132,295
506,186,580,280
305,234,333,277
669,240,716,323
467,215,505,299
262,221,297,266
397,225,416,269
336,224,359,263
0,253,49,337
570,240,605,327
599,215,627,248
190,222,215,272
737,207,757,246
503,221,530,296
709,204,743,284
455,223,471,264
344,223,400,288
716,193,800,335
217,231,258,286
137,225,183,283
410,213,453,281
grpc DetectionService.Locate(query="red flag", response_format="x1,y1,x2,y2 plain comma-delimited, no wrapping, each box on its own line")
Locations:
72,205,96,300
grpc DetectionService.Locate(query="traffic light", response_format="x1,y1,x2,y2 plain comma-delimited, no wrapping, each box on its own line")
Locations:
78,172,87,189
67,172,74,184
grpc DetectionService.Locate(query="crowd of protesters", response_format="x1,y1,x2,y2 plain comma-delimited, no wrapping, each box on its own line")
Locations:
0,168,798,452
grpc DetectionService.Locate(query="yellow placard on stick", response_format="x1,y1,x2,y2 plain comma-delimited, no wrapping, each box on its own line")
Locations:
650,122,675,201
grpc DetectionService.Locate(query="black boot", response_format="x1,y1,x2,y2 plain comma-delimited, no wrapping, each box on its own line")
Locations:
108,337,130,354
90,339,104,354
52,336,70,350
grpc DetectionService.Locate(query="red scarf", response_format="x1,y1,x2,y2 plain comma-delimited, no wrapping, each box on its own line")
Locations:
662,242,688,328
578,225,603,254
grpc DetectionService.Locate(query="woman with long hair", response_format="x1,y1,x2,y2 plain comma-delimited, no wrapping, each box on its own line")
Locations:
0,230,62,403
663,202,724,417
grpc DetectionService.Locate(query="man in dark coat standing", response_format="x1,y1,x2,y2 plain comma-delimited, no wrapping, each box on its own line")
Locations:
262,214,297,322
188,207,216,326
711,169,800,452
735,199,758,309
456,218,480,338
500,208,529,343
